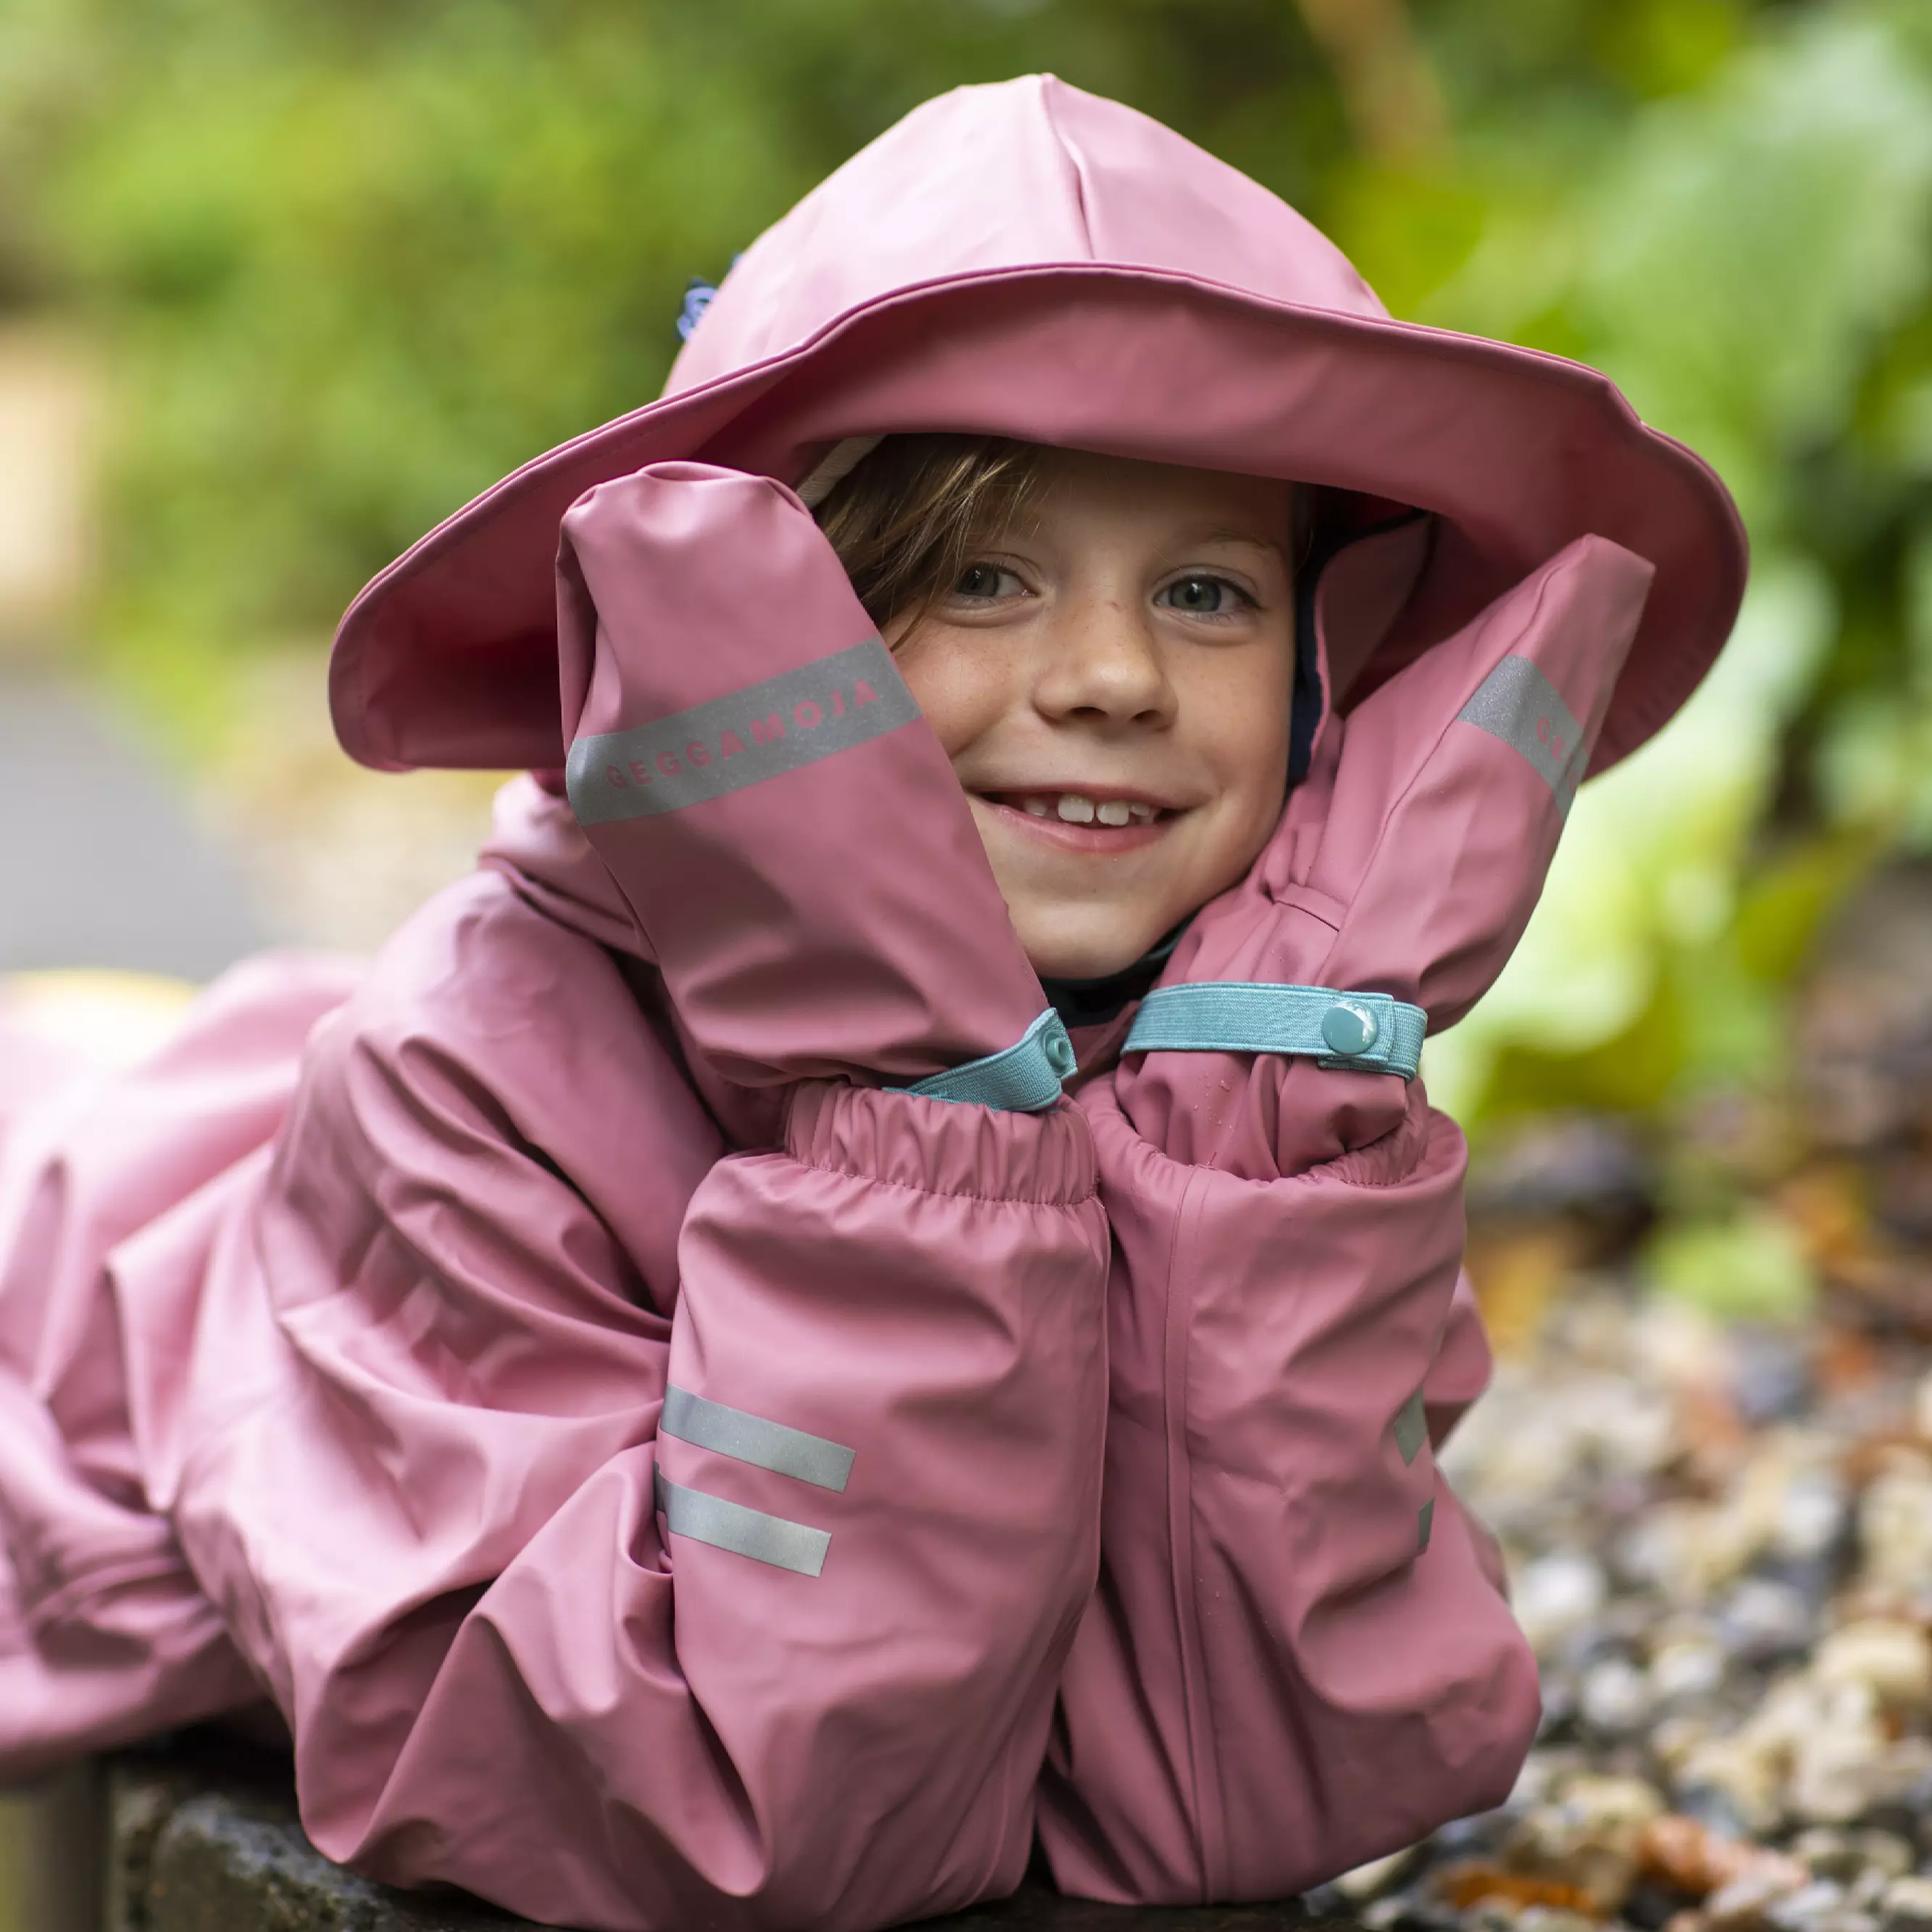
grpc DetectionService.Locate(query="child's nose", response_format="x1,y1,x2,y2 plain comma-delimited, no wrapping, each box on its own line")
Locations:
1033,596,1176,727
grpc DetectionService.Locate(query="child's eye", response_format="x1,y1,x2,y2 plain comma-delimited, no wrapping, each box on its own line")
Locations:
951,562,1024,601
1157,574,1253,616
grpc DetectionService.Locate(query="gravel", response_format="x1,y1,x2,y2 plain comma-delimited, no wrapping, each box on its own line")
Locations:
1305,1284,1932,1932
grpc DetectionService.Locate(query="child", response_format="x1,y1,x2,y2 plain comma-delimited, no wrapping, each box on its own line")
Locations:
0,75,1744,1932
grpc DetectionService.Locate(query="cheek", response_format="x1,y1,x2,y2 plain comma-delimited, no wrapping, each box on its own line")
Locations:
1190,657,1295,824
891,624,1016,759
1234,707,1294,820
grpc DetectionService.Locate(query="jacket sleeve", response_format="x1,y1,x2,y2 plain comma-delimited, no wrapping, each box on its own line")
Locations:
1036,1076,1539,1906
169,927,1110,1932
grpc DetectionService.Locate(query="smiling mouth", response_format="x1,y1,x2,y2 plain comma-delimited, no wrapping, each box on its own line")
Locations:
982,791,1168,827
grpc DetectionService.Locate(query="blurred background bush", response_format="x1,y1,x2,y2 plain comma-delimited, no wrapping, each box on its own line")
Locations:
4,0,1932,1200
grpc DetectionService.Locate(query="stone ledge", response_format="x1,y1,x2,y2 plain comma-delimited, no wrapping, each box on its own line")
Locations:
99,1736,1342,1932
107,1745,515,1932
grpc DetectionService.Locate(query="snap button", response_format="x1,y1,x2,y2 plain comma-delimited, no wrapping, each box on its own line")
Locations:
1045,1029,1078,1078
1321,1000,1379,1057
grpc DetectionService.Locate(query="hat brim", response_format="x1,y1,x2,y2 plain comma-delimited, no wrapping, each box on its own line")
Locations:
330,264,1746,774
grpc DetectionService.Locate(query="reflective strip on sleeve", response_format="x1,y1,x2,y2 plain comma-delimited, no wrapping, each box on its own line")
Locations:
893,1008,1077,1112
654,1468,830,1577
567,638,921,823
1392,1387,1429,1466
661,1386,855,1493
1456,653,1591,816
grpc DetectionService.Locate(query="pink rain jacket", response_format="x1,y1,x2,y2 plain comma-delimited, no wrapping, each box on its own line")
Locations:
0,77,1743,1932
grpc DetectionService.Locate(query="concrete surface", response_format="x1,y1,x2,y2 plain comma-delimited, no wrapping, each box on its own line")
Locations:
0,676,264,977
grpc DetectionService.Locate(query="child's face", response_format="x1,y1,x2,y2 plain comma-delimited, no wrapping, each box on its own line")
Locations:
890,449,1297,982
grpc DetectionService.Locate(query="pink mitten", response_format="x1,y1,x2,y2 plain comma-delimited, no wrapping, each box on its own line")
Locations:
1116,535,1655,1176
559,463,1068,1101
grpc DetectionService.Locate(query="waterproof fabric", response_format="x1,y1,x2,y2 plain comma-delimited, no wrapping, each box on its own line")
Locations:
0,72,1743,1932
329,75,1744,780
0,771,1514,1926
554,461,1051,1088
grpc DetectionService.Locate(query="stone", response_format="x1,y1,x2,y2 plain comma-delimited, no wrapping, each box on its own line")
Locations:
1502,1775,1666,1915
1811,1621,1932,1712
1760,1881,1849,1932
1337,1846,1424,1900
1649,1634,1727,1703
1510,1911,1598,1932
1786,1704,1891,1826
1637,1817,1806,1902
1578,1655,1653,1734
1788,1718,1932,1828
1845,1835,1912,1883
1557,1773,1665,1841
1362,1896,1466,1932
1787,1831,1860,1883
1435,1862,1594,1916
1674,1731,1786,1836
1878,1875,1932,1932
1783,1830,1911,1890
1512,1553,1608,1655
1774,1469,1849,1565
1845,1873,1893,1916
1499,1810,1633,1915
1705,1868,1808,1932
1856,1453,1932,1597
1504,1749,1592,1812
1719,1577,1818,1663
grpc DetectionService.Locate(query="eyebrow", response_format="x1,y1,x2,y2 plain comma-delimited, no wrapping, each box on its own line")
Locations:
1184,523,1292,558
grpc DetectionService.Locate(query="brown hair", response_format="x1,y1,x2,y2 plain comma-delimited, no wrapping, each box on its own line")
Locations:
812,433,1042,632
814,432,1316,635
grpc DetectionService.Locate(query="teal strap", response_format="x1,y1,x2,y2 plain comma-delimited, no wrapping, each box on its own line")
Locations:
895,1008,1077,1112
1123,982,1426,1080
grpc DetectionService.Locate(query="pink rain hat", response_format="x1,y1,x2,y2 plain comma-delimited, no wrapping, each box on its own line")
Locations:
329,75,1747,775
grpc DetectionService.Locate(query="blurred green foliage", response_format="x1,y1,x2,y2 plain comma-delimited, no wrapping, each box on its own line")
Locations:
1411,0,1932,1129
0,0,1352,724
6,0,1932,1137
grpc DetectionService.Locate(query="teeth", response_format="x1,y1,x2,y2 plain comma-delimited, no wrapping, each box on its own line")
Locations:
1006,793,1162,826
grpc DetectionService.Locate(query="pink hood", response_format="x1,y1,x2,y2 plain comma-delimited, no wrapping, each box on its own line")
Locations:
330,73,1744,777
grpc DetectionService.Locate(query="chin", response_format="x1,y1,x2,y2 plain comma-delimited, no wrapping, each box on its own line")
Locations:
1016,924,1160,984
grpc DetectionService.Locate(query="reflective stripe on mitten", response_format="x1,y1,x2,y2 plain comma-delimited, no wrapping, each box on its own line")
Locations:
557,464,1054,1093
1116,535,1655,1176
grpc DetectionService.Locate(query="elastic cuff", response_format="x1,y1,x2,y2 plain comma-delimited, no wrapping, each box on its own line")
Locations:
785,1080,1097,1205
890,1008,1076,1111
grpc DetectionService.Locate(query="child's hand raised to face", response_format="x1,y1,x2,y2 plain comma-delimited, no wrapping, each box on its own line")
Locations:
558,462,1055,1092
885,450,1300,984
